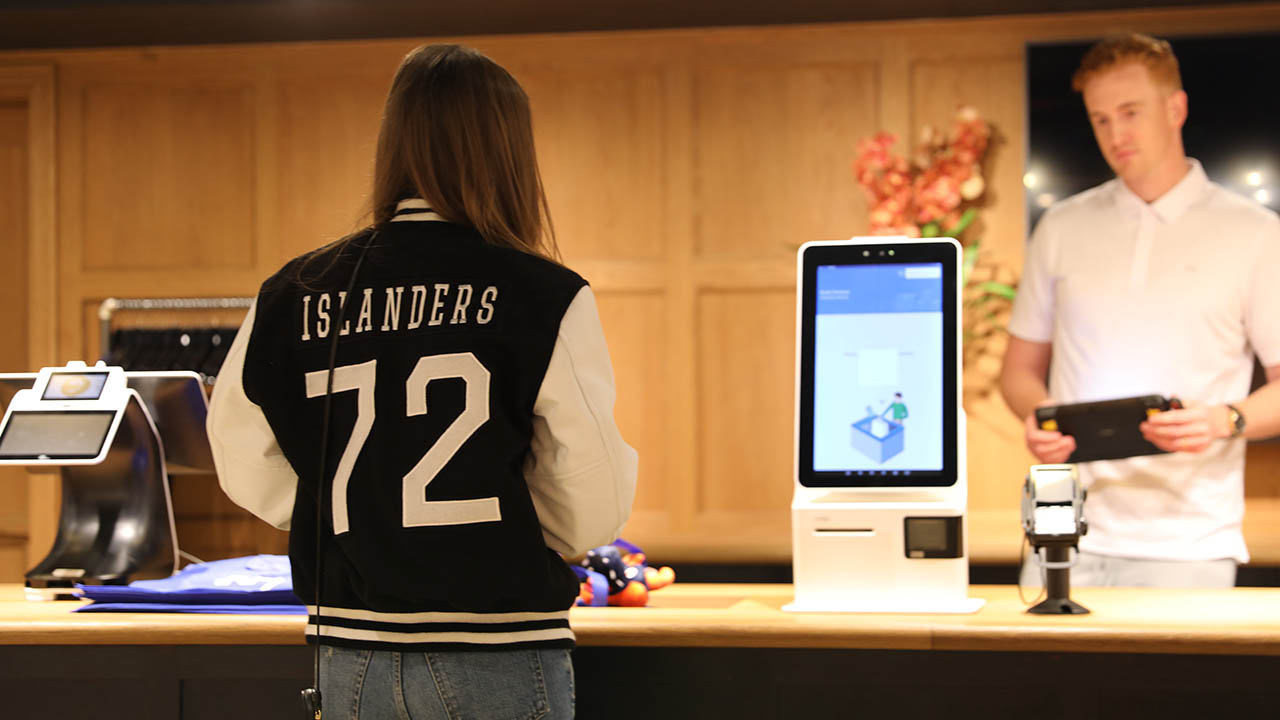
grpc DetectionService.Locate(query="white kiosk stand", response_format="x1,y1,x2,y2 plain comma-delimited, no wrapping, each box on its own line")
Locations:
785,238,983,613
0,362,212,599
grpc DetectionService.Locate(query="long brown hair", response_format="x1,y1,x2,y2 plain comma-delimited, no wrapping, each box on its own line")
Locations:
373,44,559,259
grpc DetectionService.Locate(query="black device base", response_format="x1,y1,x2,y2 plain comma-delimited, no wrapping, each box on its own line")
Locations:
1028,593,1091,615
22,394,175,594
1026,544,1090,615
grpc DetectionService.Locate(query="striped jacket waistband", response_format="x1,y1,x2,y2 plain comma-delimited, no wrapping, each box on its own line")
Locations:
304,606,574,647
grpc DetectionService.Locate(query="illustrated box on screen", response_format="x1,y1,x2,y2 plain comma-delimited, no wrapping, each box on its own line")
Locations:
851,415,904,463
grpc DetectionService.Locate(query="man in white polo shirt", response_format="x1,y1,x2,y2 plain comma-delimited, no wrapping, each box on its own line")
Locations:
1001,33,1280,588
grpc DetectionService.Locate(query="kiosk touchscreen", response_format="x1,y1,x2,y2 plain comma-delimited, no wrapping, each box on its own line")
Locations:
786,237,983,613
0,362,209,598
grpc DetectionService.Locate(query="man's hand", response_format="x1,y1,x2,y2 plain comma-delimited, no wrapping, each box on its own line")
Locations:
1141,404,1232,453
1024,412,1076,464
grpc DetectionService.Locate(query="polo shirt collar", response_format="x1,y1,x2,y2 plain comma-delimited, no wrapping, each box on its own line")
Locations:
1112,158,1209,223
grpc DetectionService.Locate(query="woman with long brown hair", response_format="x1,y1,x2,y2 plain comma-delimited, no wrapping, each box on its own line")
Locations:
207,43,637,718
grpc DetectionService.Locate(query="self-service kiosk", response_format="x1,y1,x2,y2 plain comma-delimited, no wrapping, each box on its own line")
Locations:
0,362,211,599
786,238,984,613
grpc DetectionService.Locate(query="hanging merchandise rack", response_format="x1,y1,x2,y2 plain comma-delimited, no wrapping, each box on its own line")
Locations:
98,297,254,383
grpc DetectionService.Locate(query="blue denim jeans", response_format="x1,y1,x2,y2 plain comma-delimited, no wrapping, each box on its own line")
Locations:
319,645,574,719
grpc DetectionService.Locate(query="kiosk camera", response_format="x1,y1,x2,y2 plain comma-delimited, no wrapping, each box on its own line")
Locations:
0,362,210,599
1021,464,1090,615
785,237,983,613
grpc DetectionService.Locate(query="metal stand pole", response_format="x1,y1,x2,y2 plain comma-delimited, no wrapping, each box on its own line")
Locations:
1027,544,1090,615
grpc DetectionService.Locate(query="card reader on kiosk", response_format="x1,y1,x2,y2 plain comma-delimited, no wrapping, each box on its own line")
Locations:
785,237,983,613
0,362,211,599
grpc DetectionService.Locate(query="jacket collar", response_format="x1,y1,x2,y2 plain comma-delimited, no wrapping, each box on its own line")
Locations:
391,198,446,222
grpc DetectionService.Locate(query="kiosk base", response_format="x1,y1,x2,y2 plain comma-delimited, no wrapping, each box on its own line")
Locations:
783,597,985,614
790,496,984,616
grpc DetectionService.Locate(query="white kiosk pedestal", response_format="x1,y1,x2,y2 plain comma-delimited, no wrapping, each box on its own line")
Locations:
786,481,984,613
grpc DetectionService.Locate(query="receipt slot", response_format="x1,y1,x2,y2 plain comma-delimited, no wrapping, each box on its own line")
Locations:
785,238,983,613
0,362,207,599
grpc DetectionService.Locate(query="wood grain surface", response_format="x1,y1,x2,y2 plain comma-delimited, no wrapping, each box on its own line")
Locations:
4,583,1277,656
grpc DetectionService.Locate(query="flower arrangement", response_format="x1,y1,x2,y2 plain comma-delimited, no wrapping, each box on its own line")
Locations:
854,105,990,239
853,106,1017,401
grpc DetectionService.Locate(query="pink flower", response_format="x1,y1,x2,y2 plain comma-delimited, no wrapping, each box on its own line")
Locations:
853,106,990,235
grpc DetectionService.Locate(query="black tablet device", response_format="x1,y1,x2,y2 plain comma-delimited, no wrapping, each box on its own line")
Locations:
1034,395,1180,463
796,239,960,487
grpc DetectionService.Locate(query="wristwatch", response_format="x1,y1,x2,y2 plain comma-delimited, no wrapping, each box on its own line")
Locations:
1226,404,1246,438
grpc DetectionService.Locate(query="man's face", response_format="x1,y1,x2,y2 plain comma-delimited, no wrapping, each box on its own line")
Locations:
1081,62,1187,187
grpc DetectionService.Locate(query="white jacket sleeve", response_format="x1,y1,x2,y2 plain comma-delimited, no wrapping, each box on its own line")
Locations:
524,286,638,557
205,300,299,530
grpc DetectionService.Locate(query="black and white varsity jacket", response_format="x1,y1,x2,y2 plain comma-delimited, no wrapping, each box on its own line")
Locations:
207,199,637,651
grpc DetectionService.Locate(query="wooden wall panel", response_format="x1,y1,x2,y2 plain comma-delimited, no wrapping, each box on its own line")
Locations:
690,62,880,258
0,101,27,346
273,78,387,262
79,82,257,270
0,99,28,582
594,292,669,518
1,64,56,579
520,66,669,262
696,289,794,517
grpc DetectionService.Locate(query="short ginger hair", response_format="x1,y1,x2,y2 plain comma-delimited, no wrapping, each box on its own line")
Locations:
1071,33,1182,94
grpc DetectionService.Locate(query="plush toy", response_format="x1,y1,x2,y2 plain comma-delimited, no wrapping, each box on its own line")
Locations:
573,539,675,607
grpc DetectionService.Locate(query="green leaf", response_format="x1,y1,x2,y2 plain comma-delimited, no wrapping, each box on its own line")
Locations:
977,281,1017,301
962,243,979,284
920,222,940,238
942,207,978,237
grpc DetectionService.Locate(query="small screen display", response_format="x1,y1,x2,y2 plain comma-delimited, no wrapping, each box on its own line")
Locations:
42,372,109,401
0,411,116,459
906,517,949,551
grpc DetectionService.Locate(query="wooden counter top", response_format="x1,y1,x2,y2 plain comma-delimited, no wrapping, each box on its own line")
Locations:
3,583,1278,656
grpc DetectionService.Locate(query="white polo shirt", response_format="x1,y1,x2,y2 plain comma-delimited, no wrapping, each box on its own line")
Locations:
1009,159,1280,563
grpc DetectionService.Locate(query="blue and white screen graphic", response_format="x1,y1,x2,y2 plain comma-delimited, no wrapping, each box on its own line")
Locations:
813,263,943,474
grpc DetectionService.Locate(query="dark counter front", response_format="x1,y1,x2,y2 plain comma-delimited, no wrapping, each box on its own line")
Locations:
2,584,1279,719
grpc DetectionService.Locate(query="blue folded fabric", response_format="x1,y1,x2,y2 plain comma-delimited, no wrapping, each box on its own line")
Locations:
75,603,307,614
74,554,304,613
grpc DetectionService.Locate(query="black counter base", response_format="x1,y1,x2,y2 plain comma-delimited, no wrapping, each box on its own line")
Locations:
4,644,1278,720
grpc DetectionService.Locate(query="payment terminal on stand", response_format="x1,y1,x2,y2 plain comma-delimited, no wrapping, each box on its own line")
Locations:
785,238,983,613
0,362,211,599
